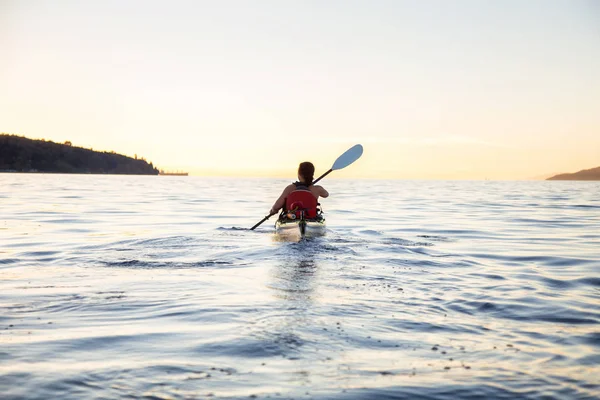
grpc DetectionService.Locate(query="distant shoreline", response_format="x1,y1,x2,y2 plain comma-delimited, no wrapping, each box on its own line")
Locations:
547,166,600,181
0,170,161,176
3,171,600,181
1,134,159,175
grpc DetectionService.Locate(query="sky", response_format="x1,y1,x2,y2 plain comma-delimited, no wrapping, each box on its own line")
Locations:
1,0,599,179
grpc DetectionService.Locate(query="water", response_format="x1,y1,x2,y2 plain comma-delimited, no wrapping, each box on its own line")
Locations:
1,174,599,399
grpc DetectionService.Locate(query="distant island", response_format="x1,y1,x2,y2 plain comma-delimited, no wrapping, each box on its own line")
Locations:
0,134,159,175
547,166,600,181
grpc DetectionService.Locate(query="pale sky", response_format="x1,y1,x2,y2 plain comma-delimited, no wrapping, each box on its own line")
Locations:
1,0,599,179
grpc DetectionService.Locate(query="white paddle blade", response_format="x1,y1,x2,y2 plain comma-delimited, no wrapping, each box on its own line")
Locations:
331,144,363,170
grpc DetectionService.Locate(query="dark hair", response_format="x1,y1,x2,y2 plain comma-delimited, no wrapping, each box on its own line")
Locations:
298,162,315,185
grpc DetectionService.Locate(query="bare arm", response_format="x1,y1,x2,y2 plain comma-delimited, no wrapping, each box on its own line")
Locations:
315,185,329,198
270,184,295,215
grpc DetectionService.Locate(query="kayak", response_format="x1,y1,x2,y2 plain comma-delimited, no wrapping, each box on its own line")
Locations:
275,215,326,238
274,189,326,238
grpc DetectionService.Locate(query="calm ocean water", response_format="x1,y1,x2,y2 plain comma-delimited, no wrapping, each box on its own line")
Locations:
1,174,599,399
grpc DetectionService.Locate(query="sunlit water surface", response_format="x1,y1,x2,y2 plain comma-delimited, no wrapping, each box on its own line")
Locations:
1,175,599,399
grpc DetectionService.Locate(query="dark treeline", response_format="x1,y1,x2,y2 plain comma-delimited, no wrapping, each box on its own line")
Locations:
0,134,159,175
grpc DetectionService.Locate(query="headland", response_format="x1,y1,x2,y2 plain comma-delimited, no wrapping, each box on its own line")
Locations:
0,134,159,175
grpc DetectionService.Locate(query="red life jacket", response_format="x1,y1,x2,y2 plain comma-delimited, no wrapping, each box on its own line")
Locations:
285,190,319,219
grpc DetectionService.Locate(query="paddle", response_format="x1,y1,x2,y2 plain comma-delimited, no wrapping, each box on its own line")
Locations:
250,144,364,230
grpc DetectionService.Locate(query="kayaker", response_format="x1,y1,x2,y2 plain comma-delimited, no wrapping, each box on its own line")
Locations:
269,162,329,216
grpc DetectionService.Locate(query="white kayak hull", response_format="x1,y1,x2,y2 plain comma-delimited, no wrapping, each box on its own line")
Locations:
275,219,326,238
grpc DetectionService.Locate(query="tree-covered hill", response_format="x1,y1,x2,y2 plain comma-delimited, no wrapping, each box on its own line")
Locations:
0,134,159,175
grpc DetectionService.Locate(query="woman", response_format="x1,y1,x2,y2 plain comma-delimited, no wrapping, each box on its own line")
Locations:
269,161,329,216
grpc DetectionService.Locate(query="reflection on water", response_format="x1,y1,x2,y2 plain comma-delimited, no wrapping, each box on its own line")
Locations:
1,174,599,399
270,258,318,301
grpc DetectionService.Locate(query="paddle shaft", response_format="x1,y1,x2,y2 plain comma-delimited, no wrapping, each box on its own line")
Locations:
250,215,271,230
312,168,332,185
